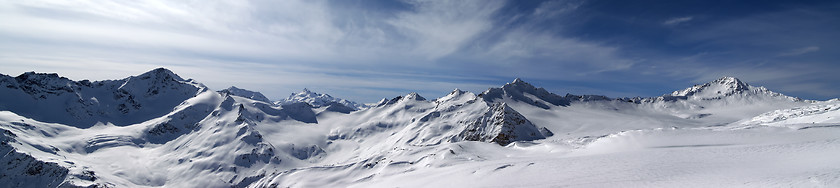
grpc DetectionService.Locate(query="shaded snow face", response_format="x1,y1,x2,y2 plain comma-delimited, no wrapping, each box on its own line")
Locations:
0,68,205,128
218,86,271,103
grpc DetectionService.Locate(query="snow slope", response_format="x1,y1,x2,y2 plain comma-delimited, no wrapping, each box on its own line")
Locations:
737,100,840,129
219,86,272,103
1,69,838,187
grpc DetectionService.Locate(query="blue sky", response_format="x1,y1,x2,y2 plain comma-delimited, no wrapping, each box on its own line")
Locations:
1,0,838,102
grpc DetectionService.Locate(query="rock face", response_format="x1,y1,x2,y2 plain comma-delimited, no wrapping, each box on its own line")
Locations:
456,103,552,146
0,129,69,188
480,78,570,109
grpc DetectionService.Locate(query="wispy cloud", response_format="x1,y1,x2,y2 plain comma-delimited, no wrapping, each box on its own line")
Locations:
1,0,837,101
779,46,820,56
387,0,505,59
663,16,693,26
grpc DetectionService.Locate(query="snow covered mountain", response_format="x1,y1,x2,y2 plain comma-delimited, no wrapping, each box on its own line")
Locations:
276,88,366,110
1,69,838,187
668,76,801,101
479,78,569,109
0,68,206,128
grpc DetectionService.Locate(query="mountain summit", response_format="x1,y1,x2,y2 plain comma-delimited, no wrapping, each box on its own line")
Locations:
479,78,569,109
668,76,799,101
671,77,749,98
276,88,366,110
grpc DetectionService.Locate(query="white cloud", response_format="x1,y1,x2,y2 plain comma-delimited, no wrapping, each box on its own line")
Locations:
387,0,505,59
0,0,647,101
663,16,693,26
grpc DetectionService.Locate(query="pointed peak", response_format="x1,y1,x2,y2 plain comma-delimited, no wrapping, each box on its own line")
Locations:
504,78,534,88
718,76,738,80
405,92,426,101
670,76,757,98
715,76,740,82
709,76,750,89
302,88,312,93
137,67,184,81
450,88,465,95
148,67,176,75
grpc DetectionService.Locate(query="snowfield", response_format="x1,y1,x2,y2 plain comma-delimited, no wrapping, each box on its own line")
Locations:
1,68,838,187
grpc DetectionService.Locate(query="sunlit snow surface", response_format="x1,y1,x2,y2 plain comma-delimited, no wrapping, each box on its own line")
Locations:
1,70,839,187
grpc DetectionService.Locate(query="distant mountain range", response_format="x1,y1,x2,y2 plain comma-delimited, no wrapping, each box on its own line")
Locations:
0,68,837,187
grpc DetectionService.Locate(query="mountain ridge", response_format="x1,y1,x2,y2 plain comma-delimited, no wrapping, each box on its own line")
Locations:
276,88,367,110
0,68,836,187
0,68,207,128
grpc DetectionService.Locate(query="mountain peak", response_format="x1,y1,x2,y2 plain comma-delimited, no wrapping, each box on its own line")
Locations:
435,88,476,104
481,78,568,109
455,102,552,146
14,71,72,84
717,76,740,82
448,88,468,97
667,76,797,101
502,78,539,93
712,76,748,88
507,78,532,86
17,71,60,78
405,92,426,101
136,67,185,82
278,88,365,110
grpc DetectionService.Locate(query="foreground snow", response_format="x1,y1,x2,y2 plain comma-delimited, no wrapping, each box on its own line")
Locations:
0,68,838,187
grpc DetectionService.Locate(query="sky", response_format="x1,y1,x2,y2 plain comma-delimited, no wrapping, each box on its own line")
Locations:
1,0,838,102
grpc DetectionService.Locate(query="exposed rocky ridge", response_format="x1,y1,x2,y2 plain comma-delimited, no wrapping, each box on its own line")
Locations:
0,68,206,128
455,102,552,146
479,78,570,109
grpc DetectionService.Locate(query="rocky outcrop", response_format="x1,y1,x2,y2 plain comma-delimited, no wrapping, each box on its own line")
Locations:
455,103,553,146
